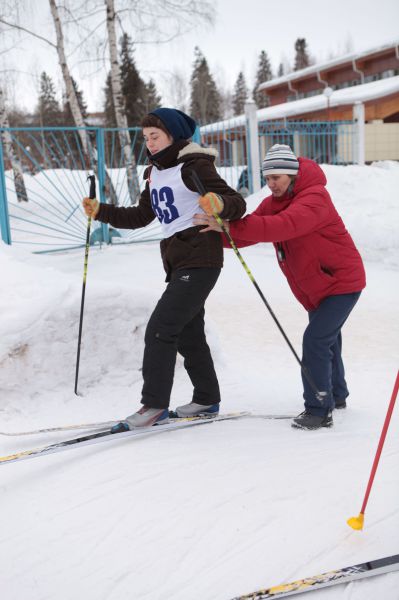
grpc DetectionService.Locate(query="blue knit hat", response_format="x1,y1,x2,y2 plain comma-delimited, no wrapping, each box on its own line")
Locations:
262,144,299,176
150,108,197,141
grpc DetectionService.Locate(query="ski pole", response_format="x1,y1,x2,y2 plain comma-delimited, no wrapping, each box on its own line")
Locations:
74,175,96,396
191,170,325,402
347,369,399,531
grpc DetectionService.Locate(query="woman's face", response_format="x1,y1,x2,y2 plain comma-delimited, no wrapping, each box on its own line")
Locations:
265,174,292,197
143,127,173,155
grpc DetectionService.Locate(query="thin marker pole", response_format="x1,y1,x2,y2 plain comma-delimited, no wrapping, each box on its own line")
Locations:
347,370,399,530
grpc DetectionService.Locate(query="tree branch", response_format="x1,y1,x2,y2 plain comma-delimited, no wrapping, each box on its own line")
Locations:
0,17,57,48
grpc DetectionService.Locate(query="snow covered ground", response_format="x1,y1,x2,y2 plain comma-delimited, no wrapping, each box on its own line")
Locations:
0,162,398,600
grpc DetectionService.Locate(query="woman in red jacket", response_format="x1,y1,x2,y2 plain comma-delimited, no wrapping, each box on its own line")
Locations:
194,144,366,430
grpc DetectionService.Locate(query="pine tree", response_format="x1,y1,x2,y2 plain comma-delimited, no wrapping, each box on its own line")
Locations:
63,77,88,125
253,50,272,108
143,78,161,114
189,47,222,124
35,72,65,167
232,71,248,116
36,72,63,126
277,63,284,77
104,72,116,127
120,32,147,126
294,38,310,71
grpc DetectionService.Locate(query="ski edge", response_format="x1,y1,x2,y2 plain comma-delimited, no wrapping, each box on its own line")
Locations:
0,421,117,437
0,413,295,437
231,554,399,599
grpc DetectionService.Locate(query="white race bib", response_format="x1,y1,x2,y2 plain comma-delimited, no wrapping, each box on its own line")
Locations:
149,164,202,238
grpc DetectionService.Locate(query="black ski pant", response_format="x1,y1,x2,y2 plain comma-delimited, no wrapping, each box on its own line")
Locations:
141,268,221,409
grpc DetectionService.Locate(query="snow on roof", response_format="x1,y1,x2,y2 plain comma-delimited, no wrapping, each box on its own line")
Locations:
200,76,399,133
258,40,399,91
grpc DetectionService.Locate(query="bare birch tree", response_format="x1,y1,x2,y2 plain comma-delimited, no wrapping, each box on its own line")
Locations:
0,6,118,204
48,0,118,204
0,6,29,203
0,87,28,202
105,0,139,204
48,0,88,145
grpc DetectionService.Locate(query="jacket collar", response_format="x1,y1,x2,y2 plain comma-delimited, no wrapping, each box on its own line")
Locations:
148,140,187,169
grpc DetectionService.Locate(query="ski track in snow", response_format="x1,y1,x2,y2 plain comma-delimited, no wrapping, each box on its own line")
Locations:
1,164,399,600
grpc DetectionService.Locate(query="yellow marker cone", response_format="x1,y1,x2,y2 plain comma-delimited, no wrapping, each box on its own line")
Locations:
347,513,364,530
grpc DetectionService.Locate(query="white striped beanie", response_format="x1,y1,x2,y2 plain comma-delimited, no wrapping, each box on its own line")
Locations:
262,144,299,176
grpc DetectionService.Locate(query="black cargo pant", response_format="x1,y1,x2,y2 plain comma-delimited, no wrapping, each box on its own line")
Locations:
141,268,221,409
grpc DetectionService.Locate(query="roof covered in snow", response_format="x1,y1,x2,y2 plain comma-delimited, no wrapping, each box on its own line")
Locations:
201,76,399,133
258,40,399,91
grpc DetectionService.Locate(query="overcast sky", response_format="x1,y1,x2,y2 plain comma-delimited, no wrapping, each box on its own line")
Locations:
2,0,399,113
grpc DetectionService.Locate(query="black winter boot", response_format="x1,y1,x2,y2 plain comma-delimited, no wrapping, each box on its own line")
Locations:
334,398,347,409
291,411,333,430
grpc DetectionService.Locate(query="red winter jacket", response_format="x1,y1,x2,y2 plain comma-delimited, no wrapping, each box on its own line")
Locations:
226,157,366,311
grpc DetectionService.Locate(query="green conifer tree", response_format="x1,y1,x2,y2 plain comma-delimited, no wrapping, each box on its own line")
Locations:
120,33,147,126
36,72,63,126
294,38,311,71
104,71,116,127
253,50,272,108
189,47,222,124
63,77,88,126
143,78,161,114
232,71,248,116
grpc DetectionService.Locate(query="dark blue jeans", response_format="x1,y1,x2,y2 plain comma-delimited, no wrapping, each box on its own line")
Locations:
302,292,361,416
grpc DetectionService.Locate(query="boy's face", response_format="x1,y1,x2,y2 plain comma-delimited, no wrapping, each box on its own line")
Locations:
265,174,292,197
143,127,173,155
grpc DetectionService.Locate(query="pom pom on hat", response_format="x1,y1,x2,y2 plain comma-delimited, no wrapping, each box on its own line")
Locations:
262,144,299,176
150,108,197,141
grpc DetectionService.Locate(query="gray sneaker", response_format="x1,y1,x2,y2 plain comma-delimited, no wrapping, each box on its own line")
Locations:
173,401,219,418
124,406,169,429
291,410,333,430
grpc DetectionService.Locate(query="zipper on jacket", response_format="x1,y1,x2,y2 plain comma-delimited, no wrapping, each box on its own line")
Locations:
277,242,285,262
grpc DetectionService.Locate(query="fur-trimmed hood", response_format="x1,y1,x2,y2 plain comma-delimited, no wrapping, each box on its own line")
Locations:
177,142,218,160
145,140,219,175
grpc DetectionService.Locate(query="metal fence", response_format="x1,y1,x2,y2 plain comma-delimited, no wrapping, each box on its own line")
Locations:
0,119,356,252
0,126,161,253
258,120,355,167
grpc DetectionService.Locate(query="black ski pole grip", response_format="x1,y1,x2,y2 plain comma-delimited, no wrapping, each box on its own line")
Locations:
88,174,96,200
191,170,207,196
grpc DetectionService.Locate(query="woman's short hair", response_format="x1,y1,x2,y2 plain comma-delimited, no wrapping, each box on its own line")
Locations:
140,114,170,136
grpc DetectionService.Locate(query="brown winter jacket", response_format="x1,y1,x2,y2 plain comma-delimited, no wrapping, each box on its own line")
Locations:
95,140,246,278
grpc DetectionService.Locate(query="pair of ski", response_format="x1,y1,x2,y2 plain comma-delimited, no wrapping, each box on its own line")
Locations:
0,411,292,465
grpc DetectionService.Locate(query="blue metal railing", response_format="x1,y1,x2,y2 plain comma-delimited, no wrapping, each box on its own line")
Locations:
258,120,355,165
0,139,11,244
0,126,157,251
